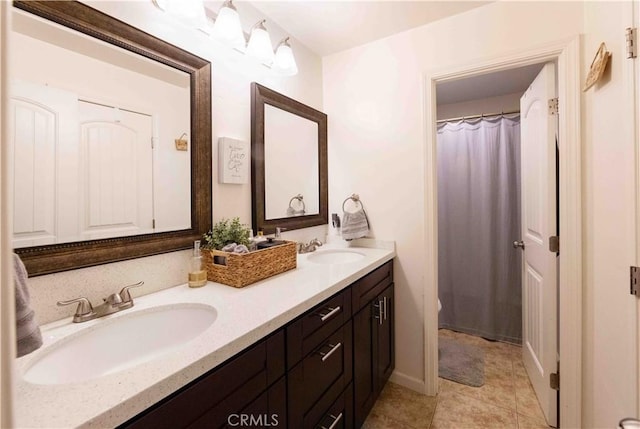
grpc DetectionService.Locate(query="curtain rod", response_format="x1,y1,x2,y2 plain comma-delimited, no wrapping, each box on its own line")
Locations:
436,109,520,124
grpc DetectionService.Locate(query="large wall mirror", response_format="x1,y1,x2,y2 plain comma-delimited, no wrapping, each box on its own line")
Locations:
251,83,327,234
12,1,212,275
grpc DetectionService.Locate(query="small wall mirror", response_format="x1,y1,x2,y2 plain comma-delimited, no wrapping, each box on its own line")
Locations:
251,83,327,234
12,1,212,275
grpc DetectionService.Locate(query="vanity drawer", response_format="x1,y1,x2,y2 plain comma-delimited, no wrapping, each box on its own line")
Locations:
351,260,393,314
188,377,287,429
119,330,285,429
305,383,353,429
287,288,351,368
288,320,353,428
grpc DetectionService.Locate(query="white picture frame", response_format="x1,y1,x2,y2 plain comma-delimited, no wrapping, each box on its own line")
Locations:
218,137,249,184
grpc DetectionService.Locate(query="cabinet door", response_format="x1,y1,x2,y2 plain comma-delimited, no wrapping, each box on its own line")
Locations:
377,284,394,385
353,300,378,428
353,284,395,428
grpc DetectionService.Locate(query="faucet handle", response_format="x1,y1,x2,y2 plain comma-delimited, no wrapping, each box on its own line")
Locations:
57,297,94,317
275,227,287,238
119,281,144,303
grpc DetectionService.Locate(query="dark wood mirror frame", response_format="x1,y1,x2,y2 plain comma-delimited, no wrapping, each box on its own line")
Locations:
250,83,328,235
13,1,212,276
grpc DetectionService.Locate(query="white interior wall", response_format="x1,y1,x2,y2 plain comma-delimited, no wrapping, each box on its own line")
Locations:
323,0,584,395
436,92,522,120
323,1,638,426
17,0,326,325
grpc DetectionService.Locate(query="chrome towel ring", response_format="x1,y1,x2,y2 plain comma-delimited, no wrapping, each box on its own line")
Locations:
342,194,364,213
287,194,306,216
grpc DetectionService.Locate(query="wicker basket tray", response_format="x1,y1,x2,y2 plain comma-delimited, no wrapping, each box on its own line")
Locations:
204,240,297,287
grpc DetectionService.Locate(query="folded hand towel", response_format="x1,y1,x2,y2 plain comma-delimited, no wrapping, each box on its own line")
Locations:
14,253,42,357
342,208,369,241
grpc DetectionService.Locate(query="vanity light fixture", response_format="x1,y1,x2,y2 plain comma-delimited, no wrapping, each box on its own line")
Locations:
274,37,299,76
211,0,245,49
152,0,299,76
246,20,275,65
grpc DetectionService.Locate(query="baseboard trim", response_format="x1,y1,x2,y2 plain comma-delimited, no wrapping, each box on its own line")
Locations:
388,371,428,395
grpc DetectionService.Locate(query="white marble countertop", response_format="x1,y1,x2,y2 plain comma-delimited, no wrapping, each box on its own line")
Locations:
14,239,395,429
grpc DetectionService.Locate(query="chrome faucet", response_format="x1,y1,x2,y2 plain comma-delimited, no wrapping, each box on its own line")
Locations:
298,238,323,254
275,226,287,238
57,281,143,323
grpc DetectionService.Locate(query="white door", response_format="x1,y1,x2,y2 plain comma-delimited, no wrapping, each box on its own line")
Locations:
79,102,154,240
11,80,80,248
519,62,558,426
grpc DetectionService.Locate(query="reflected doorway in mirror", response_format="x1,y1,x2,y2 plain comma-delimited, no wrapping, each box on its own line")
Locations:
218,137,249,184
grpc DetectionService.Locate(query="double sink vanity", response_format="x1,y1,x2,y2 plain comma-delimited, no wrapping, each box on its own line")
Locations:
15,241,395,428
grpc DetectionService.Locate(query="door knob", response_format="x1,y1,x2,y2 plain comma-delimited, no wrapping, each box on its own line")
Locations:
513,240,525,250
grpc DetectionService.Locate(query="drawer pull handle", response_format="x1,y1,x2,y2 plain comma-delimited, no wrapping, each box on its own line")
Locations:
317,305,341,322
383,296,388,321
374,301,383,325
318,342,342,362
319,412,343,429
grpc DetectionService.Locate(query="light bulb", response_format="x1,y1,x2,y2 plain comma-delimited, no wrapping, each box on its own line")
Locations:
274,38,298,76
212,0,245,48
246,20,275,65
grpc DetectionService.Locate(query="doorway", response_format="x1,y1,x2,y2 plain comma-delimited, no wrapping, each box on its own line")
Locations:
435,61,557,426
422,38,582,429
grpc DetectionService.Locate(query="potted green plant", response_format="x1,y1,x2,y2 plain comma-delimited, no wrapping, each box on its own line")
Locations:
202,217,251,251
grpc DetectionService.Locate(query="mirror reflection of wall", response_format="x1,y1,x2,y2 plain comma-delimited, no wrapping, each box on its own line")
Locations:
264,104,319,220
10,9,191,248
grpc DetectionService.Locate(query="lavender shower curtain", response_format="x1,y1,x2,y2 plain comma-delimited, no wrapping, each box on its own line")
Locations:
437,115,522,344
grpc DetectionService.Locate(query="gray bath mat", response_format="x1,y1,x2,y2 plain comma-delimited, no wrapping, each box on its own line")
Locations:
438,337,485,387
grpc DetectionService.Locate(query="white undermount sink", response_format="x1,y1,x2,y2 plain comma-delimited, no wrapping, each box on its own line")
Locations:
307,249,365,264
23,303,217,385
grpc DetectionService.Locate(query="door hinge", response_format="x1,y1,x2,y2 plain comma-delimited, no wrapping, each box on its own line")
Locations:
549,236,559,253
626,27,637,59
152,219,156,229
631,266,640,296
548,98,559,115
550,372,560,391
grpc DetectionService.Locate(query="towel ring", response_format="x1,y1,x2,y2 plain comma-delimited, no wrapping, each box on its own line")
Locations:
287,194,306,215
342,193,363,213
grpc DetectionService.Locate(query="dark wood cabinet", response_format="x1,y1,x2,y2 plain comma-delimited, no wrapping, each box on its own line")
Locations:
119,331,286,429
119,260,394,429
353,283,395,428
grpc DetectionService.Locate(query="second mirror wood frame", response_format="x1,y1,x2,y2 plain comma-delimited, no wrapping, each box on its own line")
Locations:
250,83,328,235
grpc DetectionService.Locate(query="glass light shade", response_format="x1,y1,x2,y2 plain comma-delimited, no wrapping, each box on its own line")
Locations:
212,2,245,48
246,21,275,65
274,40,298,76
157,0,207,27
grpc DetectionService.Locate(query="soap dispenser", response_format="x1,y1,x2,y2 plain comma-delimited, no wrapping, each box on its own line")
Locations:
188,240,207,288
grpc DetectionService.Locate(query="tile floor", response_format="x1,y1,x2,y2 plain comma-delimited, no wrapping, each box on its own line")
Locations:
363,329,552,429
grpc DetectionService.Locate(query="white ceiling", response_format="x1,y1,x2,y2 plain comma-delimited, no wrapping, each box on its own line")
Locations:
248,1,492,56
436,63,545,105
